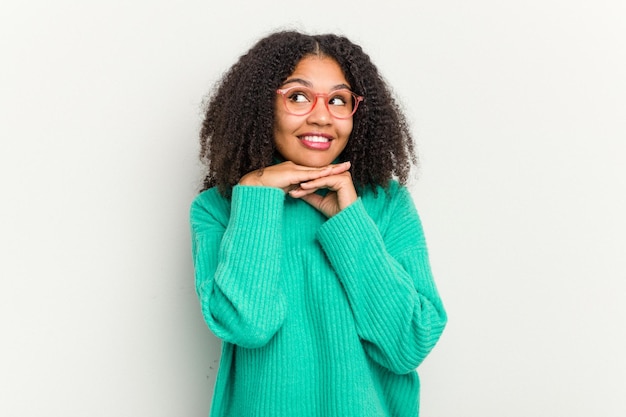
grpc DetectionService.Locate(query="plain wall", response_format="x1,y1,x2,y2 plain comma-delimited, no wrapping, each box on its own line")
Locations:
1,1,624,416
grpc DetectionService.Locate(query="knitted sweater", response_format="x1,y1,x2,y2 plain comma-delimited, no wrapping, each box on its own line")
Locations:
190,181,446,417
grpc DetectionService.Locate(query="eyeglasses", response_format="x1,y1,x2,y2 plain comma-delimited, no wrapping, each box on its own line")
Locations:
276,86,364,119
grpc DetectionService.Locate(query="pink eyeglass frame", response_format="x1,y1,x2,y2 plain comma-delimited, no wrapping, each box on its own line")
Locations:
276,86,364,119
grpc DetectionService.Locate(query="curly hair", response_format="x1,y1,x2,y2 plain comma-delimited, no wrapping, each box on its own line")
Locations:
199,30,416,194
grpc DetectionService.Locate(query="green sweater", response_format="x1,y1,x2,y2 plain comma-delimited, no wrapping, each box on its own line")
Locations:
190,181,446,417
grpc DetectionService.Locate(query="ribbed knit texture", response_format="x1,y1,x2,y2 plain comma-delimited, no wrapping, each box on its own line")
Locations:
190,181,446,417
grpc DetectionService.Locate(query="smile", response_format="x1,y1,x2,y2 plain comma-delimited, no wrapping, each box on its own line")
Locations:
300,135,330,143
298,135,333,150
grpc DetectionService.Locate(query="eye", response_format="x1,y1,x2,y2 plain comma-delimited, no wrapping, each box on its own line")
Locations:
287,91,311,103
328,92,351,107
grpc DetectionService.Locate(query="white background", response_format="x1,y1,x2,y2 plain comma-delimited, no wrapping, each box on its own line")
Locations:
1,1,624,416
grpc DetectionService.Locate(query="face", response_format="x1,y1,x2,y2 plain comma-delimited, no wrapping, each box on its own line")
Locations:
274,56,354,167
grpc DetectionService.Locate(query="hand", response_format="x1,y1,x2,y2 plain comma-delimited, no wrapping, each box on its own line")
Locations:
288,162,357,218
238,161,351,194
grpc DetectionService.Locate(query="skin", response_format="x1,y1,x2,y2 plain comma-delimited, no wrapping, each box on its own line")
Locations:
239,56,358,217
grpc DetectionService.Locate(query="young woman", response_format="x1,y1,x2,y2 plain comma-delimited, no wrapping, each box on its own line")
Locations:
190,30,446,417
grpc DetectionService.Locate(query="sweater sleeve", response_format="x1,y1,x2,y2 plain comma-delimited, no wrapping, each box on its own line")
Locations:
190,185,287,348
316,185,447,374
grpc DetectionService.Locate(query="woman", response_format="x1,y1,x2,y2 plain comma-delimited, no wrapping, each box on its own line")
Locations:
190,30,446,417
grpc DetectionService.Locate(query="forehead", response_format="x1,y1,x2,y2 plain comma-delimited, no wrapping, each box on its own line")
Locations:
284,56,349,89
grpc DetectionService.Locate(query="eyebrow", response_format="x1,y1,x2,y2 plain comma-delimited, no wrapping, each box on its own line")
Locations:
281,78,352,91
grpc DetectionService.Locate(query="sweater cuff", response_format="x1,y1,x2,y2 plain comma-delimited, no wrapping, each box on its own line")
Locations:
317,199,383,267
230,185,285,232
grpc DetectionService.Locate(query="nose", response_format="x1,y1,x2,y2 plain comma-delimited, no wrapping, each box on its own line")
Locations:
306,96,332,125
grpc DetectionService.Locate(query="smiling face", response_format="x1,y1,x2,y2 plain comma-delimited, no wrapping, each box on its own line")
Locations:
273,56,354,167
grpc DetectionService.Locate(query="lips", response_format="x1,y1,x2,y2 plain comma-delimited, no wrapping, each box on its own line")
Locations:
298,134,333,151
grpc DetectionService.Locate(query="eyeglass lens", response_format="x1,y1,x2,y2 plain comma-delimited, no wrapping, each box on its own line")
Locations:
283,88,357,118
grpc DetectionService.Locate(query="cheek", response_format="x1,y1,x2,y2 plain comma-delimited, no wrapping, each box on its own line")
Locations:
340,120,354,139
274,109,297,134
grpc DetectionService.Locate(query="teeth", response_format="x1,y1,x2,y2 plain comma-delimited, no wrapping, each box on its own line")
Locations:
301,136,330,143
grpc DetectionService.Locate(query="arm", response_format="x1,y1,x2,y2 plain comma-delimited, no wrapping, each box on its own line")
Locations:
190,186,287,348
316,185,447,374
190,162,352,348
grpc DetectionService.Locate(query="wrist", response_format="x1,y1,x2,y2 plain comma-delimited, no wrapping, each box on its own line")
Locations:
238,172,262,186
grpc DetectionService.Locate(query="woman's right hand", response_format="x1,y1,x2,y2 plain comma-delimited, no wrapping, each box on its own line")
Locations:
238,161,351,194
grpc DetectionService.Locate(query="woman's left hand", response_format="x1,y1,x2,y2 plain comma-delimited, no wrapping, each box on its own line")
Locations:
288,162,357,218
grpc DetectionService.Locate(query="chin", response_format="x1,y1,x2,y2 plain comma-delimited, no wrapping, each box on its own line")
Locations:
298,157,336,168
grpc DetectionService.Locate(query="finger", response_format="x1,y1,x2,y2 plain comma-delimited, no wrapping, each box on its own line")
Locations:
262,165,334,190
327,161,351,175
301,175,357,211
285,165,335,184
284,184,301,193
288,186,318,198
300,192,341,218
289,162,349,180
298,174,347,191
298,192,326,211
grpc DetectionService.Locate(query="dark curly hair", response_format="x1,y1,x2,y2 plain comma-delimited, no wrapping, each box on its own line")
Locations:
199,30,416,194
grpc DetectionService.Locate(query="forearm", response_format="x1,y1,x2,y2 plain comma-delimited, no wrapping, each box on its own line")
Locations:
317,196,446,373
191,186,288,348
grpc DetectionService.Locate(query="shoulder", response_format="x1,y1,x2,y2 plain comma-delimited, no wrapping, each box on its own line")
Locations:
359,180,413,212
191,187,229,209
359,181,426,247
190,187,231,229
358,180,417,226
